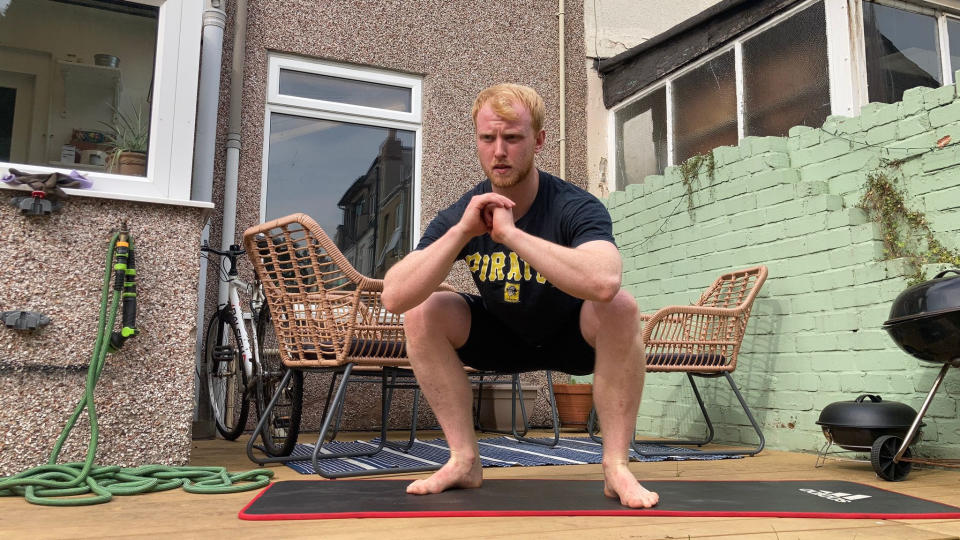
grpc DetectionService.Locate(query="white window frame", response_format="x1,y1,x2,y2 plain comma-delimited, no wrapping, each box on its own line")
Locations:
610,0,960,189
946,13,960,83
864,0,959,85
262,53,424,244
609,0,840,188
607,83,669,189
0,0,202,204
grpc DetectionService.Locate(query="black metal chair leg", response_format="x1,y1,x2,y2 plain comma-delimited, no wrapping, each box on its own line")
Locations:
246,369,297,465
723,372,764,456
588,407,601,443
397,387,421,452
689,373,716,445
308,366,439,479
513,371,560,447
472,373,528,437
633,372,763,457
375,367,422,453
317,370,341,442
633,373,714,449
329,372,350,441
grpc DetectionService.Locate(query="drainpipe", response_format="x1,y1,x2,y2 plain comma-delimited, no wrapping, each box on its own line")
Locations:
192,0,227,432
219,0,249,307
192,0,225,204
558,0,566,179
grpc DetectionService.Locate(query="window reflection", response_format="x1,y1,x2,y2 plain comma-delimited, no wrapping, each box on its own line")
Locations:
673,50,738,165
614,87,666,189
265,113,414,278
864,2,940,104
948,18,960,82
743,1,830,137
279,69,412,112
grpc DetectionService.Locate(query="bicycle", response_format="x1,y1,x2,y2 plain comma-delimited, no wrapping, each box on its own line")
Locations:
200,241,304,456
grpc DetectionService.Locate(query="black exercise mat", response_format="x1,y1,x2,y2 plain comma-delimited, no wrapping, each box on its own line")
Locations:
239,479,960,520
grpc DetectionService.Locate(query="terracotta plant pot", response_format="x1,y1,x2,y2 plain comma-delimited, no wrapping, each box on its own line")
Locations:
109,151,147,176
552,383,593,430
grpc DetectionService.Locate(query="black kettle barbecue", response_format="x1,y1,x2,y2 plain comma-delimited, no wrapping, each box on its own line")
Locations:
817,394,921,450
877,269,960,480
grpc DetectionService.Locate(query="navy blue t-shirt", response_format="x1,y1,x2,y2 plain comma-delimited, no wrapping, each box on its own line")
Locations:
416,170,615,345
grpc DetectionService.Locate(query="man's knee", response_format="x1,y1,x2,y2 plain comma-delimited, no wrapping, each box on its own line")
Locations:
403,292,470,348
403,294,442,338
594,289,639,324
581,289,640,347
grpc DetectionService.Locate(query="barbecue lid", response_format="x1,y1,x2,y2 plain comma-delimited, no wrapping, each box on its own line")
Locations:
885,269,960,326
816,394,918,429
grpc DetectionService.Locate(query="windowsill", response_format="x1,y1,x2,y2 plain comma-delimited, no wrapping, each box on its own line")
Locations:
0,182,214,211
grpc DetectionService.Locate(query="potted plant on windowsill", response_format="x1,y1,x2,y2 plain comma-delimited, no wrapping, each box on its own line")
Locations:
101,101,149,176
552,377,593,431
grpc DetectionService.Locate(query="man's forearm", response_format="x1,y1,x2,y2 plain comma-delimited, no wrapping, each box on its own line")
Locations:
500,228,622,303
382,225,471,313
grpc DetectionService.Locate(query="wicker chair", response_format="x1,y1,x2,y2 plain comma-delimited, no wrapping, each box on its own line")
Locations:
241,213,558,478
625,265,768,457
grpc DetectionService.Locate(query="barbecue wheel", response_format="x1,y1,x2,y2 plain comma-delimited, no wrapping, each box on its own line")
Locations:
870,434,913,481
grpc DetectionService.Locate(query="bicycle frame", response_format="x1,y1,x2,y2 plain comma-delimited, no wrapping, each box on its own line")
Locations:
220,275,262,384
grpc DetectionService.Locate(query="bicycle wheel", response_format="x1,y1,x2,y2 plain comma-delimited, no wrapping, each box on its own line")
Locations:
204,309,249,440
255,305,303,456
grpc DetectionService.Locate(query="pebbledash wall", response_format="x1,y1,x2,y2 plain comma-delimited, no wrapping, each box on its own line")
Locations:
598,82,960,457
0,195,206,475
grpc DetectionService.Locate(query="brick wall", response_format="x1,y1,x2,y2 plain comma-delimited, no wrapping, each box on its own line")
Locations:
600,82,960,458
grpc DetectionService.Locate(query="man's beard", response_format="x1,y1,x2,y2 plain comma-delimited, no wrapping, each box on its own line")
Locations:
486,159,533,189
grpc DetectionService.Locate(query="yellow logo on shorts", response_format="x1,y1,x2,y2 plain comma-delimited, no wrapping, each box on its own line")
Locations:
504,282,520,303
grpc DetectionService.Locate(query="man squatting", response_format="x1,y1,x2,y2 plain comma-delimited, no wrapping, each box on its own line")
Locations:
382,83,659,509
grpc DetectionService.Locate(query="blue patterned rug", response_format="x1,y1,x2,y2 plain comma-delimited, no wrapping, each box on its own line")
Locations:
285,436,741,475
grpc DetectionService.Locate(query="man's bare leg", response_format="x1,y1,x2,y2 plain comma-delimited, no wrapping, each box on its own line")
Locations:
403,291,481,494
581,289,659,508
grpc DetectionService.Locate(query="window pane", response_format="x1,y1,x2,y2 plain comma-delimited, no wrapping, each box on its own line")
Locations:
948,18,960,79
279,69,412,112
744,2,830,137
0,86,14,161
614,87,667,189
864,2,940,104
673,50,738,164
0,0,157,176
265,113,415,277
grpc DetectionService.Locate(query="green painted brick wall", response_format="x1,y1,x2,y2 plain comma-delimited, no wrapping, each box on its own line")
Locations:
596,82,960,459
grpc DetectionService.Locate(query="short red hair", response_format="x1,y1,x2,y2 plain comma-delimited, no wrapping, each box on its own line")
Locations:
471,83,545,133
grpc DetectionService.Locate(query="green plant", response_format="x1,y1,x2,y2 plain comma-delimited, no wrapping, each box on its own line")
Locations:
857,164,960,285
100,101,149,157
678,152,716,218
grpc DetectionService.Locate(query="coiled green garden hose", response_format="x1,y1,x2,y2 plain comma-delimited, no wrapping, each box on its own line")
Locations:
0,229,273,506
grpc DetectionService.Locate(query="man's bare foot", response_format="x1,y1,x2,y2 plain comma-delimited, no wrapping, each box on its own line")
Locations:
406,452,482,495
602,461,659,508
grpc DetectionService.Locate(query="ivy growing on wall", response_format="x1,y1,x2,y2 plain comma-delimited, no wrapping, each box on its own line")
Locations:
678,152,716,218
858,159,960,285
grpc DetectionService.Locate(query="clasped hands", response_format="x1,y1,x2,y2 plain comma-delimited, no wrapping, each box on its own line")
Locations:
459,192,518,245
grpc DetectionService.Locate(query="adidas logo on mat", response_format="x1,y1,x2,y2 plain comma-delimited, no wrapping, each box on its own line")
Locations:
799,488,872,503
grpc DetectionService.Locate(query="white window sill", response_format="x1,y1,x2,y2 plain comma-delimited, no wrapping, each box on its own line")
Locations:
0,182,213,211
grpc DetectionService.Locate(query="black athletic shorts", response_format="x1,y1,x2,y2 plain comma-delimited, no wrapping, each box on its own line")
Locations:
454,293,595,375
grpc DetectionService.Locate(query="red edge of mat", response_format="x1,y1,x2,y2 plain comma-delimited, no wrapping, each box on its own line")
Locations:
237,479,960,521
238,509,960,521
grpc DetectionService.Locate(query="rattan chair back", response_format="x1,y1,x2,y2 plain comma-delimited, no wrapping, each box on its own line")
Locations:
242,213,408,368
642,265,767,373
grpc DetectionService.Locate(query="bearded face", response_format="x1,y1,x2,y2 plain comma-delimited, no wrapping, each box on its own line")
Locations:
475,102,544,189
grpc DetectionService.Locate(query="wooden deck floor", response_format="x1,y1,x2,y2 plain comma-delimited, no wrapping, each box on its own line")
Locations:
3,431,960,539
